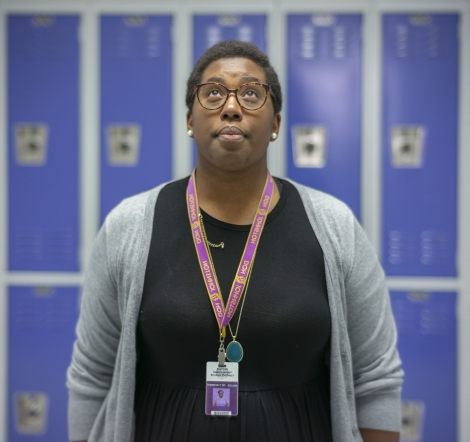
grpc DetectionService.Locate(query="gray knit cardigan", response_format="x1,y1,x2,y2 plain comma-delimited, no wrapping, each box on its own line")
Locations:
67,180,403,442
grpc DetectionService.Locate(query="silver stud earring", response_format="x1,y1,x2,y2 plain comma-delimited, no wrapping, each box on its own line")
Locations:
271,133,278,141
188,130,193,137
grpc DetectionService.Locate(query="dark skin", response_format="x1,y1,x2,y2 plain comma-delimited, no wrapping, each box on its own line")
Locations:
187,57,281,224
74,57,398,442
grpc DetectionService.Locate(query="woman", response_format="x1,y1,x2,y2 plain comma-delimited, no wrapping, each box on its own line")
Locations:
67,40,403,442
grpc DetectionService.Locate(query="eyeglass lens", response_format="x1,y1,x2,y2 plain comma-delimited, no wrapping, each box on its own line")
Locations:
198,84,267,110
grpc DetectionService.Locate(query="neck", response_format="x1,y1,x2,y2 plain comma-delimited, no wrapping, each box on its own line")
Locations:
195,159,279,225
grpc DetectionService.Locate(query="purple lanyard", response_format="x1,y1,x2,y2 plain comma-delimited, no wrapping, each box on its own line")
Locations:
186,170,275,330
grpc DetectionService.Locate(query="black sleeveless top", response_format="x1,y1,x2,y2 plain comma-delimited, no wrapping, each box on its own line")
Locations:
134,178,332,442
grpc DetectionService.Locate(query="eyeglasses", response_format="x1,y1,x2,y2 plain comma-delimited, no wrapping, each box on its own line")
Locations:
193,82,275,111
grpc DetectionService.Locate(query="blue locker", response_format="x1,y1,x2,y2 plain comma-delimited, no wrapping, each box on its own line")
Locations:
8,15,80,271
100,15,173,222
8,286,79,440
381,14,459,276
391,291,457,442
287,14,362,219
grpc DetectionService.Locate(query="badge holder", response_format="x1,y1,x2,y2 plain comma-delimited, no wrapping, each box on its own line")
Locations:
205,360,239,416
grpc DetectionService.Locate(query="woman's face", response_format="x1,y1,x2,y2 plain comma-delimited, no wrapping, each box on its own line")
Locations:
187,57,281,173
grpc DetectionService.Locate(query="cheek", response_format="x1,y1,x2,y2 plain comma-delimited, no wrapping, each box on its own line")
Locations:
258,117,275,138
192,113,214,137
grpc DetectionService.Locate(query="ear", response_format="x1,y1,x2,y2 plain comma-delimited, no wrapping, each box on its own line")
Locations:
187,111,193,132
271,113,281,137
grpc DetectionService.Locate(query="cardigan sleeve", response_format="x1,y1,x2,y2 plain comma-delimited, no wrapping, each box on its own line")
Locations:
66,218,121,441
344,216,404,432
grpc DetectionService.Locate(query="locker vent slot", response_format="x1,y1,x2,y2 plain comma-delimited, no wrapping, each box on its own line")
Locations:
331,26,348,59
108,19,161,59
13,228,74,263
299,26,316,59
237,25,253,43
47,228,74,262
111,28,131,59
13,20,72,61
395,25,411,58
13,228,44,262
388,230,452,268
427,27,442,58
147,26,160,58
12,289,75,331
420,230,451,266
206,26,222,49
392,294,453,336
388,230,417,265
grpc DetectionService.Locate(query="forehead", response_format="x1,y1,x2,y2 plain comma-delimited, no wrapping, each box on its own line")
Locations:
201,57,266,85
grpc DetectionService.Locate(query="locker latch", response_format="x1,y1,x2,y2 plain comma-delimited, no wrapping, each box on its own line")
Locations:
292,125,327,168
401,400,425,441
107,124,141,166
15,392,48,434
15,124,48,166
390,126,425,168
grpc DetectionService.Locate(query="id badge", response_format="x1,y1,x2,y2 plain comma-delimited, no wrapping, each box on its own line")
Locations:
205,361,239,416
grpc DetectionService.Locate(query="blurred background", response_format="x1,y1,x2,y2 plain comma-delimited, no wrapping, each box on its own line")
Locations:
0,0,469,440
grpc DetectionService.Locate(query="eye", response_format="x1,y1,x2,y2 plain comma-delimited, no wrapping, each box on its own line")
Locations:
207,88,223,97
241,88,260,99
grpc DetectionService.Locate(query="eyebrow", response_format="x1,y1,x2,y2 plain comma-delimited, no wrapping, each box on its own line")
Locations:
240,75,261,83
204,75,262,84
206,76,224,83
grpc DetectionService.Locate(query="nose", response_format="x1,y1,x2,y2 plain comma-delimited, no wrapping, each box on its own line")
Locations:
220,92,242,120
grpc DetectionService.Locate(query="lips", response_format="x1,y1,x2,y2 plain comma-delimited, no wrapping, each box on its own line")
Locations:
217,126,246,140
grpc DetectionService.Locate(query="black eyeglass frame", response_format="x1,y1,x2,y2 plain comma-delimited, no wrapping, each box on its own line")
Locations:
193,82,276,111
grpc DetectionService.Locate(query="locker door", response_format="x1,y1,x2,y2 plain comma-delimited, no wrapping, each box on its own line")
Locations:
287,14,362,219
100,15,173,221
391,291,457,441
8,15,80,271
381,14,459,276
8,286,79,440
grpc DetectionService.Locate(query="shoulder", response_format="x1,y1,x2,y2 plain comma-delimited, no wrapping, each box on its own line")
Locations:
286,178,354,217
96,181,173,277
284,179,370,281
105,184,163,225
103,181,172,235
285,179,357,242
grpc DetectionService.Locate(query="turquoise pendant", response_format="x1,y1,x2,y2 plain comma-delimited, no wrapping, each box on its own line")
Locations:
226,341,243,362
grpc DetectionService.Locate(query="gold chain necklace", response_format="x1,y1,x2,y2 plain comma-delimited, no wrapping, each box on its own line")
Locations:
199,212,224,249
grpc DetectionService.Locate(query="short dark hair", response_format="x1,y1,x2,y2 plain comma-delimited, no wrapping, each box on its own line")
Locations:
186,40,282,114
